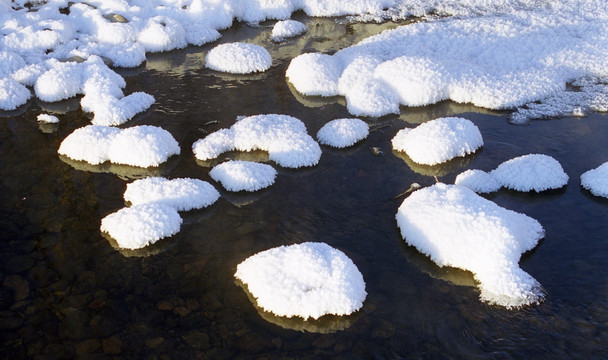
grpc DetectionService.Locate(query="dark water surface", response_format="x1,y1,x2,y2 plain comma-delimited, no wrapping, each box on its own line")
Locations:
1,16,607,359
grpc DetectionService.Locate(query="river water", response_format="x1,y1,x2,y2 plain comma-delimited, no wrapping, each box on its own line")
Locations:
1,15,607,359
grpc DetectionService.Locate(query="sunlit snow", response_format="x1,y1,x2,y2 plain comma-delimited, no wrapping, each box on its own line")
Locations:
491,154,569,192
581,162,608,198
235,242,367,320
210,160,277,192
396,183,545,308
271,20,307,41
37,113,59,124
124,177,220,211
391,117,483,165
454,169,501,194
317,118,369,148
205,42,272,74
192,114,321,168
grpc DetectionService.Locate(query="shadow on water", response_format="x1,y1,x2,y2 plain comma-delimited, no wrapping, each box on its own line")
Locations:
1,14,608,360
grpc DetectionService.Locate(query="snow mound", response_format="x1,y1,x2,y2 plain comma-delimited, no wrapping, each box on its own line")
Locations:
235,242,367,320
0,78,30,110
581,162,608,198
454,169,502,194
124,177,220,211
37,114,59,124
271,20,307,41
210,160,277,192
58,125,180,167
317,118,369,148
286,53,341,96
192,114,321,168
396,183,545,308
205,43,272,74
491,154,569,192
101,204,182,250
391,117,483,165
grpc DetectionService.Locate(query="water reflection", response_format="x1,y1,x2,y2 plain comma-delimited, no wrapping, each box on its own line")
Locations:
59,154,179,180
392,149,479,178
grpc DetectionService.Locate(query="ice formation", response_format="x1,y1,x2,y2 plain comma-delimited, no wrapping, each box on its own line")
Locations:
235,242,367,319
210,160,277,192
396,183,545,308
37,114,59,124
581,162,608,198
124,177,220,211
205,42,272,74
454,169,501,194
317,118,369,148
286,1,608,119
271,20,307,41
101,204,182,250
192,114,321,168
491,154,569,192
58,125,180,167
391,117,483,165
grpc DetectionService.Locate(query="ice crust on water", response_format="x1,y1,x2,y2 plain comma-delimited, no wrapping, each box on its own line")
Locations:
101,204,182,250
58,125,180,167
37,113,59,124
391,117,483,166
124,177,220,211
235,242,367,320
396,183,545,308
317,118,369,148
286,0,608,119
455,154,569,193
581,162,608,198
205,42,272,74
210,160,277,192
271,20,307,41
192,114,321,168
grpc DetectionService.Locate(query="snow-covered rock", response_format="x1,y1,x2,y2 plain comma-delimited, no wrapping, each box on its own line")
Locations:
124,177,220,211
271,20,307,41
205,43,272,74
454,169,502,194
235,242,367,319
581,162,608,198
210,160,277,192
396,183,545,308
317,118,369,148
491,154,569,192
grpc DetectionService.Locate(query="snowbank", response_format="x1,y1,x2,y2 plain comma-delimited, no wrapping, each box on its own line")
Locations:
317,118,369,148
396,183,545,308
192,114,321,168
101,204,182,250
271,20,307,41
581,162,608,198
235,242,367,319
58,125,180,167
124,177,220,211
391,117,483,165
205,42,272,74
210,160,277,192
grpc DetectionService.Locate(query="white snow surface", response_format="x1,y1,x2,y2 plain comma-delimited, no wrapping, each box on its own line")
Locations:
581,162,608,198
271,20,307,41
192,114,321,168
317,118,369,148
124,177,220,211
37,113,60,123
491,154,569,192
454,169,502,194
205,42,272,74
0,77,30,110
58,125,180,167
286,0,608,119
101,204,182,250
210,160,277,192
391,117,483,165
235,242,367,320
396,183,545,308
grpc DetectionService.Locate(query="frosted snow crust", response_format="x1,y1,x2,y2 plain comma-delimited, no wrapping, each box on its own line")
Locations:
205,43,272,74
391,117,483,165
192,114,321,168
396,183,545,308
210,160,277,192
271,20,307,41
101,203,182,250
124,177,220,211
581,162,608,198
286,0,608,119
235,242,367,320
317,118,369,148
58,125,180,167
455,154,569,193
